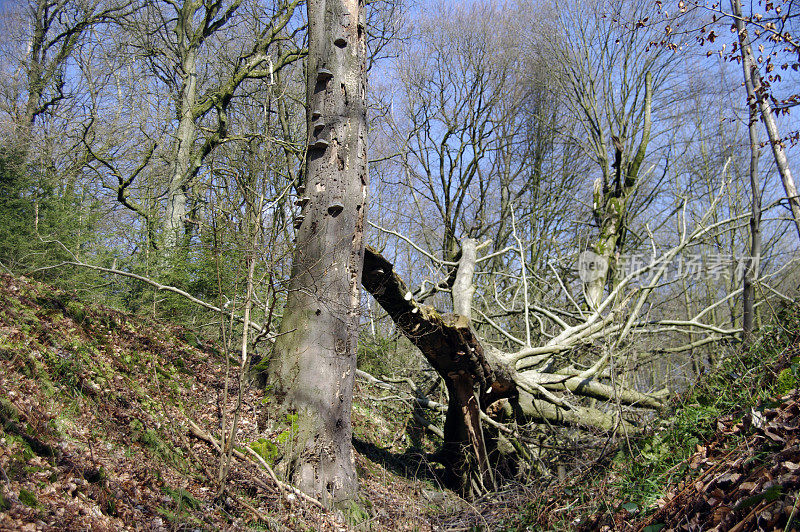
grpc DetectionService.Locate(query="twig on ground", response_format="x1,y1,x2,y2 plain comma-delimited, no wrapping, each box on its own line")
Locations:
187,419,324,509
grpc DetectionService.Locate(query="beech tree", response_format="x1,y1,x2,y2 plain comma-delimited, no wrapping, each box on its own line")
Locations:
551,0,678,308
729,0,800,240
126,0,304,251
266,0,368,506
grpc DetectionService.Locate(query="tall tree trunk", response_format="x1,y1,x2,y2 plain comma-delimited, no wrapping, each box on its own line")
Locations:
743,92,762,341
731,0,800,241
164,31,199,251
585,72,652,309
266,0,367,507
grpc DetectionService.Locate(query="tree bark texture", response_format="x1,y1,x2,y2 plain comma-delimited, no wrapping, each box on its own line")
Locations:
731,0,800,241
165,7,199,251
266,0,367,507
743,102,762,341
586,72,652,309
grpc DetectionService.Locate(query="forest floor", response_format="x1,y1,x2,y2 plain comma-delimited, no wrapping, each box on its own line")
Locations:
512,306,800,531
1,272,798,531
0,273,464,531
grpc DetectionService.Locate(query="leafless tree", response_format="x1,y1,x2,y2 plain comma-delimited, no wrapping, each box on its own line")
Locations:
266,0,368,506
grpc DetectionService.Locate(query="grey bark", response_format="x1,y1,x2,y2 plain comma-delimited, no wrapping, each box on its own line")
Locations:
266,0,367,507
492,391,633,432
731,0,800,241
742,90,762,341
586,72,652,309
452,238,477,318
164,42,198,250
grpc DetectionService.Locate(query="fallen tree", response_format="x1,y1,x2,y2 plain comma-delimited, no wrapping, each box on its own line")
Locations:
360,179,756,496
361,244,657,495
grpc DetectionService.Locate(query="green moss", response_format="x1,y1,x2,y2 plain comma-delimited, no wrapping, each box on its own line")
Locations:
63,299,88,325
0,338,42,378
250,438,279,465
23,464,45,476
156,485,204,527
156,505,203,527
5,454,27,481
249,412,300,466
179,330,202,349
48,350,86,391
776,367,798,395
251,355,270,375
18,488,38,508
336,497,373,527
129,419,188,470
162,485,202,510
0,397,21,424
280,413,298,439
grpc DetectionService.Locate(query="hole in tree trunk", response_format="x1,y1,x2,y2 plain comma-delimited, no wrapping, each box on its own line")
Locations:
308,147,325,162
327,202,344,216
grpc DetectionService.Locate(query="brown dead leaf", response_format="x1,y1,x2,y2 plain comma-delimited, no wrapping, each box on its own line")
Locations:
764,429,786,443
739,481,759,493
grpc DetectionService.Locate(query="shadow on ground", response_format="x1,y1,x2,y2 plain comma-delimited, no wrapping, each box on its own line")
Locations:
353,437,445,486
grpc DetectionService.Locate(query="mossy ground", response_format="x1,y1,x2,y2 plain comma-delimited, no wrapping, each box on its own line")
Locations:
7,272,791,530
0,274,448,530
500,302,800,531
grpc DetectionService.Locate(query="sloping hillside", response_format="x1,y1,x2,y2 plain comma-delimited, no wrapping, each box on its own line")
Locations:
512,303,800,531
4,271,798,531
638,387,800,531
0,274,444,530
